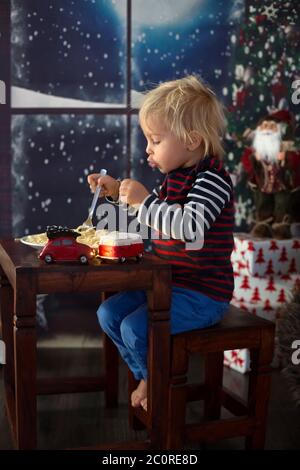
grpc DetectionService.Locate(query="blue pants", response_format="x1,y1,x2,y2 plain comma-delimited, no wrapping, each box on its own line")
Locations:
97,287,228,381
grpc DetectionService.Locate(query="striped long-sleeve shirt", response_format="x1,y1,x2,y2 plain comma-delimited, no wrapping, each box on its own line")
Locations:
137,156,234,302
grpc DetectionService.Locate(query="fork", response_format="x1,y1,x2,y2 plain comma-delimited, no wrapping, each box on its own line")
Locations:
82,168,107,228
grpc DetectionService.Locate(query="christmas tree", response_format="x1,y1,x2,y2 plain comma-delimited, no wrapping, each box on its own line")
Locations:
240,276,251,289
247,240,255,251
289,258,297,273
263,298,273,311
226,1,300,231
277,288,286,303
269,240,279,251
255,247,265,264
279,247,288,263
266,259,274,275
266,277,276,291
292,240,300,250
251,287,261,302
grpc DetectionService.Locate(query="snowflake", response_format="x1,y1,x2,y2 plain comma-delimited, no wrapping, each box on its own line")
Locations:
261,4,278,21
234,196,249,227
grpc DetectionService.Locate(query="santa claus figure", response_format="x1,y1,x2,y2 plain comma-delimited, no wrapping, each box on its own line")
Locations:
241,110,300,238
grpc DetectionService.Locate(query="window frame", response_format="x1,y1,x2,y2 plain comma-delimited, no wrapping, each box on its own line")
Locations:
0,0,139,237
0,0,249,237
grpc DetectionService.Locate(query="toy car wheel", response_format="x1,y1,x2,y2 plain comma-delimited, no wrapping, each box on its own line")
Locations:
119,257,126,263
136,254,143,262
79,255,88,264
44,254,53,264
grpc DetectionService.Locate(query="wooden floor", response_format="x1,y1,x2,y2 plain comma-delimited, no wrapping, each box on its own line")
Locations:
1,294,300,450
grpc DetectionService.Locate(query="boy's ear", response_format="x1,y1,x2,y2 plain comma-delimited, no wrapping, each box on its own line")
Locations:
186,131,202,151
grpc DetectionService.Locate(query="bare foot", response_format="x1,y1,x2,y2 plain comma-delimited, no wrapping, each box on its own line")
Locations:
141,398,147,411
131,379,147,408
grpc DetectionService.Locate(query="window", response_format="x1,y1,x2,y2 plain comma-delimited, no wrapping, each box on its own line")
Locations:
62,238,73,246
0,0,242,237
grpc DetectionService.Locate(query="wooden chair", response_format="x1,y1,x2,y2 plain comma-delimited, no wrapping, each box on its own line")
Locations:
128,305,275,449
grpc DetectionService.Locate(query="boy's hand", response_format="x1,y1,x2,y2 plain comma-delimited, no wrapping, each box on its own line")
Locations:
119,179,150,206
87,174,120,200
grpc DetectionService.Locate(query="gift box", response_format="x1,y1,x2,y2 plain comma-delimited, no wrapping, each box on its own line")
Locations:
225,233,300,374
231,296,282,322
224,348,250,374
223,272,297,373
224,295,285,374
223,322,283,373
232,272,300,321
223,357,249,397
231,233,300,277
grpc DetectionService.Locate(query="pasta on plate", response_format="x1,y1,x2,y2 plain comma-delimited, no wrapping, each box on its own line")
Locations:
20,226,109,249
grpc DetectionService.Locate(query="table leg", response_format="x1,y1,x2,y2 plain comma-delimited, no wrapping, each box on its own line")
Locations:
0,271,16,439
14,278,37,449
147,269,171,449
0,272,15,391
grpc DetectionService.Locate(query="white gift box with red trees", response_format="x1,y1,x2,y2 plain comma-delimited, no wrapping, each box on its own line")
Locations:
231,234,300,277
232,272,300,321
224,234,300,374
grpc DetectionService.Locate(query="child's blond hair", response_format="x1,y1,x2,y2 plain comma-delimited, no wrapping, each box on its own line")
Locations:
139,75,226,158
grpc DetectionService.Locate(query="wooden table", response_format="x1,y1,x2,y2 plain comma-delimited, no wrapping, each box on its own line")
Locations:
0,239,171,450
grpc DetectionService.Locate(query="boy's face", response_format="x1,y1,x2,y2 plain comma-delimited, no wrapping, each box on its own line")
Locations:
140,116,195,174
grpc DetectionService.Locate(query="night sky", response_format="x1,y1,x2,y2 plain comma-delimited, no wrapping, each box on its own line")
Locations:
11,0,240,236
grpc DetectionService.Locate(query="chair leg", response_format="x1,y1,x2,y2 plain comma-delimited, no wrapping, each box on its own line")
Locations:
166,380,187,449
166,336,189,449
104,334,119,408
245,327,274,449
204,351,223,420
128,369,146,430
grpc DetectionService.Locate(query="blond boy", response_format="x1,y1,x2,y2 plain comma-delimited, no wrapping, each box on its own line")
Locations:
88,76,234,410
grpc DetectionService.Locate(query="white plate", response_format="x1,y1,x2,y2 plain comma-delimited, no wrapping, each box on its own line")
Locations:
19,235,47,249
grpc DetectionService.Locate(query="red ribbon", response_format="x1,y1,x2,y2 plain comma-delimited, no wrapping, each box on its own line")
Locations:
99,243,144,259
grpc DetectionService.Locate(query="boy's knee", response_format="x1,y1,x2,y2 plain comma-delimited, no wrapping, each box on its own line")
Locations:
120,317,136,349
120,314,147,350
97,302,113,333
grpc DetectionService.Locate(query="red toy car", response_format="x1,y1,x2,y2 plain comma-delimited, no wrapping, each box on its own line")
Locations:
98,232,144,263
39,225,96,264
